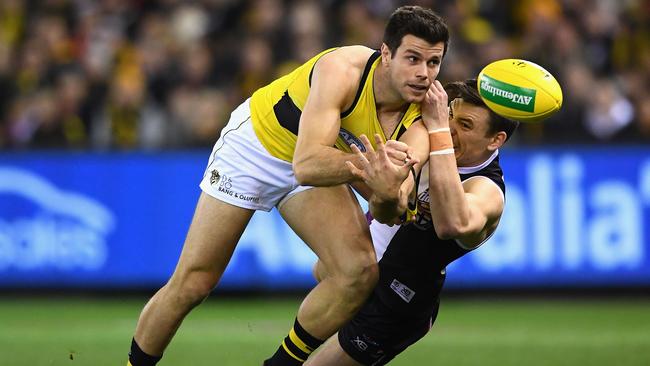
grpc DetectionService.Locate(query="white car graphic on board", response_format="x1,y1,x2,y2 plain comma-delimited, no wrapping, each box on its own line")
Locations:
0,167,114,271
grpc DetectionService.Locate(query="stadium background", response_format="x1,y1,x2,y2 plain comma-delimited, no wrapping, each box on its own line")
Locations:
0,0,649,365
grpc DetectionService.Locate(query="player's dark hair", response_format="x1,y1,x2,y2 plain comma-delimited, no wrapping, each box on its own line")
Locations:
444,79,519,142
383,6,449,58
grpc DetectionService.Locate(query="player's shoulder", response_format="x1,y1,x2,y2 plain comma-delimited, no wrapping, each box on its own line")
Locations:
313,46,377,81
460,152,506,201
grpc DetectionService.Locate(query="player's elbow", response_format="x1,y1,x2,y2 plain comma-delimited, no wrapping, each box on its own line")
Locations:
292,160,314,185
292,141,313,184
435,221,469,240
435,226,460,240
312,260,328,283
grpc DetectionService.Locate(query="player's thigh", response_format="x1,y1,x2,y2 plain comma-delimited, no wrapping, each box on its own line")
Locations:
279,185,374,271
173,192,254,278
305,335,363,366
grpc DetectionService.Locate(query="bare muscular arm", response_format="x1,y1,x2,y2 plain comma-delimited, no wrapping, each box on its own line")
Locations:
292,48,372,186
422,81,504,247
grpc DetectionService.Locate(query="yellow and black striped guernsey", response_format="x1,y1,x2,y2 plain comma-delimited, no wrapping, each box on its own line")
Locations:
250,49,422,162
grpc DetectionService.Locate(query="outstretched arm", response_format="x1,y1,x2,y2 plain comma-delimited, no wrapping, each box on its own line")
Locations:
422,81,503,246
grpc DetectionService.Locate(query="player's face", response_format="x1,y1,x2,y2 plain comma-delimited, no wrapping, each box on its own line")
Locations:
448,99,496,167
386,35,445,103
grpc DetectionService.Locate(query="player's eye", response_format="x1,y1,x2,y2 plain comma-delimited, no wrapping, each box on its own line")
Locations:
407,56,417,63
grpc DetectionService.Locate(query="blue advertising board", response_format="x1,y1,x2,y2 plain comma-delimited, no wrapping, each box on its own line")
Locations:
454,148,650,288
0,148,648,290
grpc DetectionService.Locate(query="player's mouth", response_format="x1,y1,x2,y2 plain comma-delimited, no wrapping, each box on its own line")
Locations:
407,84,428,93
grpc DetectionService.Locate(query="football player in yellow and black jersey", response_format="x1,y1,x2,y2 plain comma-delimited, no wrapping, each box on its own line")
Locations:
126,6,449,366
305,80,519,366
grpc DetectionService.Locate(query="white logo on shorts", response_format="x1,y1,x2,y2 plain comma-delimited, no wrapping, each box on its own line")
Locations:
351,337,368,351
215,173,261,203
218,174,233,190
390,279,415,303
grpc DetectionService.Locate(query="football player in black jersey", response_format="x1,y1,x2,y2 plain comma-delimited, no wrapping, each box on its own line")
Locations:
305,79,519,366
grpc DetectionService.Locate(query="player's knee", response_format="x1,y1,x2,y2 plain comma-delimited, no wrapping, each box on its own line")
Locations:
313,260,328,283
331,252,379,295
353,257,379,291
167,269,219,308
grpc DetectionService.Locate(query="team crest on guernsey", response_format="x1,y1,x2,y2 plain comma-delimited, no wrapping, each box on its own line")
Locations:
338,128,366,152
210,169,220,185
413,190,433,230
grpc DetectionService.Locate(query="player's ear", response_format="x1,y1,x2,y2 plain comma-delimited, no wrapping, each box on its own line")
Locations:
487,131,507,151
380,43,392,66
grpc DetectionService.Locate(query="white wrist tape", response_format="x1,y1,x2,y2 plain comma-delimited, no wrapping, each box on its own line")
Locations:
429,148,455,156
428,127,451,134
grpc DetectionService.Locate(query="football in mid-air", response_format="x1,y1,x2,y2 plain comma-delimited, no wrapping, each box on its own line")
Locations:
477,59,563,122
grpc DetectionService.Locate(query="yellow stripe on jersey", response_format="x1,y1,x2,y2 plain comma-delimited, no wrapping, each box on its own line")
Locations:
249,48,421,162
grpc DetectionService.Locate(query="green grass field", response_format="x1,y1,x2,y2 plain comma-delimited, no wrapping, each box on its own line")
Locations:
1,296,649,366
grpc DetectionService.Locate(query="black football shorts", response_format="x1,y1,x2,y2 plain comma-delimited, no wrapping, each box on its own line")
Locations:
338,292,440,365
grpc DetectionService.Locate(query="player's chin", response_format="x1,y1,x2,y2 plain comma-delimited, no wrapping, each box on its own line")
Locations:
403,90,426,103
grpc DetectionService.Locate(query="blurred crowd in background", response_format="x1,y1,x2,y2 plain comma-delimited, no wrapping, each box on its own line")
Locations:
0,0,649,150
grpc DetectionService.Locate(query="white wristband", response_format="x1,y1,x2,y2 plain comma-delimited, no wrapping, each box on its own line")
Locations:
428,127,450,134
429,148,455,156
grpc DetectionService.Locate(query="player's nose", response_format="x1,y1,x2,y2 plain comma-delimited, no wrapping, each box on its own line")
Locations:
415,62,428,80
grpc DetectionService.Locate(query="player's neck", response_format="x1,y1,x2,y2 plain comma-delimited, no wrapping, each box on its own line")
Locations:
457,149,498,169
373,63,409,113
